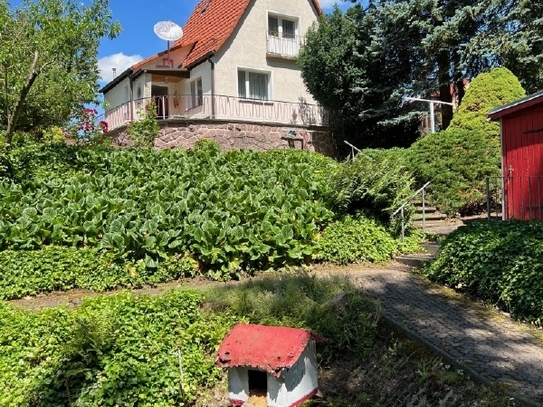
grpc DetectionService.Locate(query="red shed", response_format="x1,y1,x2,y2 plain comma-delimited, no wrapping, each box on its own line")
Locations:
216,324,319,407
488,90,543,220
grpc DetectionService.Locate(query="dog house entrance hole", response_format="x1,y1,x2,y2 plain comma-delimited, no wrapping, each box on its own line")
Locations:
248,369,267,393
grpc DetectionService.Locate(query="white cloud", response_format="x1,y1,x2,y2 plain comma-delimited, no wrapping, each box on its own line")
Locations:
97,53,143,83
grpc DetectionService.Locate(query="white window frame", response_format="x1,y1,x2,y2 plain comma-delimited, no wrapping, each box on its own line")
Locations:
237,68,272,101
188,77,203,109
267,12,299,39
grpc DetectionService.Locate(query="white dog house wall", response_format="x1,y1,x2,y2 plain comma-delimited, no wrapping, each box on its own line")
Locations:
216,323,320,407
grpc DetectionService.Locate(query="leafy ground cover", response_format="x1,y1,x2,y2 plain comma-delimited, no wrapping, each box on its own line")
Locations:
0,275,375,406
0,274,517,407
0,140,420,300
422,220,543,325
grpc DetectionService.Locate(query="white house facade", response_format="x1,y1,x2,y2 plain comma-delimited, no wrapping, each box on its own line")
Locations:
98,0,336,156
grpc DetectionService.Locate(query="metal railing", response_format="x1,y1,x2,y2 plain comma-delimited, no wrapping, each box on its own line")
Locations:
97,94,329,131
343,140,362,161
392,181,431,240
266,31,302,59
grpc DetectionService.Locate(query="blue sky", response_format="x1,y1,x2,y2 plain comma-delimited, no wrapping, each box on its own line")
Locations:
97,0,354,86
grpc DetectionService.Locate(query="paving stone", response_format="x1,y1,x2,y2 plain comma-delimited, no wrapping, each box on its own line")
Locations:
345,267,543,405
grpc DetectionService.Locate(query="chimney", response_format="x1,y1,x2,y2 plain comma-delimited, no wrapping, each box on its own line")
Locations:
112,67,117,79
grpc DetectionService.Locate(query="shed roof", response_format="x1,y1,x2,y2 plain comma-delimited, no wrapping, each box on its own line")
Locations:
216,324,315,377
488,90,543,120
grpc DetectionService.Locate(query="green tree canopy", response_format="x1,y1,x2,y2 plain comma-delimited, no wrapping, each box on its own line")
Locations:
0,0,121,147
298,5,421,153
301,0,543,149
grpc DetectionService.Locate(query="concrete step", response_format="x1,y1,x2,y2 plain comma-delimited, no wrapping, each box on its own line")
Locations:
420,242,441,256
415,206,438,214
413,212,447,221
393,253,436,269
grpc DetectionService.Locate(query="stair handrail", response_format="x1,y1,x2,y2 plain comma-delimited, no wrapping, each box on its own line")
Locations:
343,140,362,161
392,181,431,240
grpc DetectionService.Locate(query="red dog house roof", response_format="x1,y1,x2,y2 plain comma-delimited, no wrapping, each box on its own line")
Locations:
216,324,315,377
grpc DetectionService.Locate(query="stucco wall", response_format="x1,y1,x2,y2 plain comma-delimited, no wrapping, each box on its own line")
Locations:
213,0,319,103
267,342,318,407
109,120,336,157
104,77,130,111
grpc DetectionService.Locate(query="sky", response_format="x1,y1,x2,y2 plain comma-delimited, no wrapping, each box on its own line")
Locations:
97,0,354,87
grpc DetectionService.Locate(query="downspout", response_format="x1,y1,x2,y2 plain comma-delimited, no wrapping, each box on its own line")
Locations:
208,56,215,119
129,71,134,121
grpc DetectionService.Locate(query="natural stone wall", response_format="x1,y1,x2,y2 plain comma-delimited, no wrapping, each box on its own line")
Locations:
109,119,337,158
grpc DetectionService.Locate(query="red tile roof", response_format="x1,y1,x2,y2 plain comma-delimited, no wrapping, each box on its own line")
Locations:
216,324,315,377
130,0,323,71
173,0,251,68
174,0,323,68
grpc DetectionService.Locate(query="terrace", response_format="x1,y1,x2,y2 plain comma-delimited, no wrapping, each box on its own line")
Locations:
97,94,330,131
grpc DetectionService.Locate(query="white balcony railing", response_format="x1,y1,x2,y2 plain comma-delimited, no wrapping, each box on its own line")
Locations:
266,31,302,59
97,94,329,131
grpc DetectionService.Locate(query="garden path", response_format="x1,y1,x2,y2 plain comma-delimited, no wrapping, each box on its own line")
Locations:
341,265,543,407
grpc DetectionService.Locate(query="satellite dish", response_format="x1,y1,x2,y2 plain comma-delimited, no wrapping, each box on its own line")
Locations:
153,21,183,69
154,21,183,42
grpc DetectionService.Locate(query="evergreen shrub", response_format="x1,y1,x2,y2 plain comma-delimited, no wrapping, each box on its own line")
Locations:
408,67,526,215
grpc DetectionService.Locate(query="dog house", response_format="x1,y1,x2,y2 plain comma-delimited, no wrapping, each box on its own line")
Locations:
488,90,543,219
216,324,319,407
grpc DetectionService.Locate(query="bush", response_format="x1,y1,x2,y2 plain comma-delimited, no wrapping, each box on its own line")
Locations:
448,67,525,138
315,214,399,264
408,68,526,215
408,128,501,215
331,148,414,227
127,101,160,148
0,290,239,406
422,220,543,325
0,246,197,300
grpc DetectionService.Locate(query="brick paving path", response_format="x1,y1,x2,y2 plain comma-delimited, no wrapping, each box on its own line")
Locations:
348,268,543,406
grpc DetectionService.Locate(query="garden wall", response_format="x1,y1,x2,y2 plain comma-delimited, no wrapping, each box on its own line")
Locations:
108,119,337,157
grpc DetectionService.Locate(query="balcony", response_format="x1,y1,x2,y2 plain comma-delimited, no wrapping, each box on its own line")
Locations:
266,31,302,59
97,94,329,131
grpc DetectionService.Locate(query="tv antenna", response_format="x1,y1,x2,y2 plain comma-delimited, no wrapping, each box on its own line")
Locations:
153,21,183,67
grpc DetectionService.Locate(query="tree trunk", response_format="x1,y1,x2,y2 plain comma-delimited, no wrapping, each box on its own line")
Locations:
437,52,453,130
5,51,40,149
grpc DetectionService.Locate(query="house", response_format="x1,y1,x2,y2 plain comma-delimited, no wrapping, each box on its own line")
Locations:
98,0,335,156
488,90,543,220
216,324,319,407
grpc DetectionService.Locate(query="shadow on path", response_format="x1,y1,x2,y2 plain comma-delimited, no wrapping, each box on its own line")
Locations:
346,268,543,406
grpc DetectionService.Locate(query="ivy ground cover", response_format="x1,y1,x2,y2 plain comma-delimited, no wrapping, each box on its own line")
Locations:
422,220,543,325
0,275,379,406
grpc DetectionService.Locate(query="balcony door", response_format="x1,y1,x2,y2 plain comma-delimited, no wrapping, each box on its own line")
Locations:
152,85,169,119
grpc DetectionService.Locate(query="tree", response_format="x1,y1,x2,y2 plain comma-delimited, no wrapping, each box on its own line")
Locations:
408,67,525,215
298,5,420,153
0,0,121,148
369,0,543,122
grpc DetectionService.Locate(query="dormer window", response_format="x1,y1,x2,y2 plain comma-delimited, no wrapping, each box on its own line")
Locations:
267,14,300,59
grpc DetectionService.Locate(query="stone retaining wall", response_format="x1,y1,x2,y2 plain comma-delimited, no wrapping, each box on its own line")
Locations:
109,119,337,158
